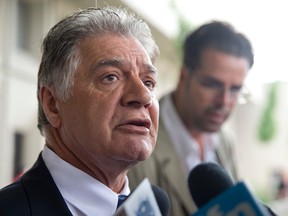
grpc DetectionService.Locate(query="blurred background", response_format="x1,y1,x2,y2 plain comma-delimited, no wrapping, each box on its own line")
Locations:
0,0,288,214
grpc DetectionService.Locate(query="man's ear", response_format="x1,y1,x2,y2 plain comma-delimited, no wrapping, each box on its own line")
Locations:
179,65,190,82
40,86,61,128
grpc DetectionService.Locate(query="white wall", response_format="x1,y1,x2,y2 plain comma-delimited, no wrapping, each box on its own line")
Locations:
227,82,288,201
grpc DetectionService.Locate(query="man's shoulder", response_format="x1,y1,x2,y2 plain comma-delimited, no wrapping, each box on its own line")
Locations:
0,181,30,215
0,180,26,200
218,126,236,145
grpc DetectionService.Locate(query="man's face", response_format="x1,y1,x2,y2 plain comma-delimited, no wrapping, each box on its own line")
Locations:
180,48,249,132
57,35,159,165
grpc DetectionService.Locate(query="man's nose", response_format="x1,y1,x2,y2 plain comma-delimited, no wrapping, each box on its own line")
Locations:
122,78,153,108
215,88,235,106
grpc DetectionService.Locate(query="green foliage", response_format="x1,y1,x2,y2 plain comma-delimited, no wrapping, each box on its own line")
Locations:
168,0,195,58
254,185,274,203
258,82,279,143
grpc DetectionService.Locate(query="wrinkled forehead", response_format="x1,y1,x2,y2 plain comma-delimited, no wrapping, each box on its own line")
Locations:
76,35,157,75
79,34,152,60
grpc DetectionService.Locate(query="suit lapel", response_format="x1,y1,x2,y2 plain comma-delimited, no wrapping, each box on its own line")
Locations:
155,118,196,213
21,153,72,216
215,129,238,182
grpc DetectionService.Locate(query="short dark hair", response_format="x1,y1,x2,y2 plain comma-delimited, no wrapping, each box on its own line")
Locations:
183,21,254,72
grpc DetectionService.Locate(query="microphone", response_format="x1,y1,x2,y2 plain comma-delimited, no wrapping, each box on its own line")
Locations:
150,184,170,216
188,162,276,216
114,178,170,216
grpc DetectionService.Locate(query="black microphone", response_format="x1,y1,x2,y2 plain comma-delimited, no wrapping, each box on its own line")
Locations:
151,184,170,216
188,162,277,216
189,162,234,208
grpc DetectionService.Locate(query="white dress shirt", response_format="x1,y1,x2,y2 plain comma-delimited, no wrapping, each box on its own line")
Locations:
160,94,220,179
42,145,130,216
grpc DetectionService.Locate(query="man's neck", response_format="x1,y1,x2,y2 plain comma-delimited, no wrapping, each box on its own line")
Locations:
190,130,205,161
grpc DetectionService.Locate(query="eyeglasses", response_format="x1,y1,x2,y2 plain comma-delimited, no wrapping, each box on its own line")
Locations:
192,75,250,103
195,76,240,98
185,65,251,103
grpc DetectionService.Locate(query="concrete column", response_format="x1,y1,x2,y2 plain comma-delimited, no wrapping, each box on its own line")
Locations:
0,0,17,187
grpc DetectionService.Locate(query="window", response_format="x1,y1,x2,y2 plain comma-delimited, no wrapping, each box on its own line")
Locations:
13,132,24,179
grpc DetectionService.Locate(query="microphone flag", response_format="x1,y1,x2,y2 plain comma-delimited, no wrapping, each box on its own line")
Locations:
114,178,162,216
191,181,269,216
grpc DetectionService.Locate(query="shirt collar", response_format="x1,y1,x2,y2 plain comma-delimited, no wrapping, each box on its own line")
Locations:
160,94,220,178
42,145,130,216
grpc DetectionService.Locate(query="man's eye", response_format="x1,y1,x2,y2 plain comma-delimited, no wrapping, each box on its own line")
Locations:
230,86,241,94
201,81,222,89
144,80,156,90
103,74,117,82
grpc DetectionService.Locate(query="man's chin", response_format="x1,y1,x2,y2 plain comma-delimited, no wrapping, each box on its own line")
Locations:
201,122,222,133
137,142,154,161
122,148,152,163
137,151,152,161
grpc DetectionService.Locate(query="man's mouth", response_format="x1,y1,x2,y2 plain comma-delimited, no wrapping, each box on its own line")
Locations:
206,111,227,124
126,119,151,129
117,118,151,134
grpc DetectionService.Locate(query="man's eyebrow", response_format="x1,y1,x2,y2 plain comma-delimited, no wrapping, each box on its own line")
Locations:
97,58,125,67
204,76,223,84
94,58,157,74
200,76,243,88
89,58,125,75
143,63,157,75
198,75,222,83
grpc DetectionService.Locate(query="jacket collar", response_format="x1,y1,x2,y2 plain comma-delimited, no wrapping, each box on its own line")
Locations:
21,153,72,216
154,115,196,214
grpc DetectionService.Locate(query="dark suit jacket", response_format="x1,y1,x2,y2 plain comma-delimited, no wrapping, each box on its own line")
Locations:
0,153,72,216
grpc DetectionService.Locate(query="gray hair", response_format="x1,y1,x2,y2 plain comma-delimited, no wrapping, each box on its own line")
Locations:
37,7,159,133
